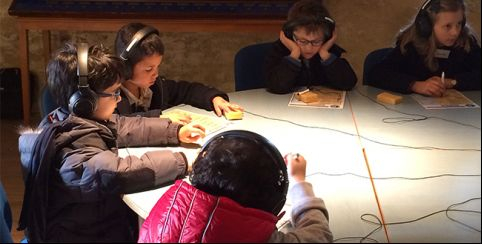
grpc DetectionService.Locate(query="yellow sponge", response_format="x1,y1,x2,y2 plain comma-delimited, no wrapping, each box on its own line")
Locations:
224,110,243,120
376,92,403,105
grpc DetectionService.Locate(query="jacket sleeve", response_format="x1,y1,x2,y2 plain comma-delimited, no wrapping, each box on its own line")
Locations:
111,114,181,148
453,38,481,91
161,77,229,111
264,42,302,94
366,45,420,94
62,147,187,195
322,57,358,91
268,182,333,243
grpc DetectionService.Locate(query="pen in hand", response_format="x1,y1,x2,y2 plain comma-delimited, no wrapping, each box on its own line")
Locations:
441,71,446,97
441,71,445,86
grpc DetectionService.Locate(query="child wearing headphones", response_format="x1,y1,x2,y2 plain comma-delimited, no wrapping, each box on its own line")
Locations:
264,0,357,94
114,22,243,125
366,0,480,97
18,43,206,242
138,130,332,243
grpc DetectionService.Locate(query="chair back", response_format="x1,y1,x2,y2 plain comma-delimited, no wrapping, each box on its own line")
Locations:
234,42,273,91
363,47,393,85
40,86,58,118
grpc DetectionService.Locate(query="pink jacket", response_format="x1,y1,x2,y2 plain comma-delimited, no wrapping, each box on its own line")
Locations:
139,180,279,243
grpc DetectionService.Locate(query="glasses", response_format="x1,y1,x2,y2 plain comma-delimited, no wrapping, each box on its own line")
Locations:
96,89,121,101
293,35,324,47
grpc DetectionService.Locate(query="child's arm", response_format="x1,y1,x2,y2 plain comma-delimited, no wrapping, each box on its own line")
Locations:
268,181,333,243
268,153,333,242
113,114,182,148
75,148,189,194
264,41,301,94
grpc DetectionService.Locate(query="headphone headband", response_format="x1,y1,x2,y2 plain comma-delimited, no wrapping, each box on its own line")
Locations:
68,42,97,118
77,42,89,87
421,0,432,10
120,26,159,61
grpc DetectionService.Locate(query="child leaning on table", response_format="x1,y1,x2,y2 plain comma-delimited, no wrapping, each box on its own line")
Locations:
138,130,333,243
114,22,243,124
17,42,206,243
366,0,481,97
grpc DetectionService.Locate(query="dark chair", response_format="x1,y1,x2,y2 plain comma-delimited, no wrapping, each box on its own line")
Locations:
40,86,58,118
1,182,13,243
234,42,273,91
362,47,393,85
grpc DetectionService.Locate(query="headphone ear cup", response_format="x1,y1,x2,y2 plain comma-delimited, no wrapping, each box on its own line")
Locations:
282,21,295,40
68,87,97,118
416,10,433,38
323,19,335,42
124,60,133,80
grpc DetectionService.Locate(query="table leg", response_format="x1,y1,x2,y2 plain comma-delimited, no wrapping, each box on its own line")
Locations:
17,24,30,125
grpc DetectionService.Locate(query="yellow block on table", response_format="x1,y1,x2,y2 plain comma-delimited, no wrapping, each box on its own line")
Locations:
376,92,403,105
224,110,243,120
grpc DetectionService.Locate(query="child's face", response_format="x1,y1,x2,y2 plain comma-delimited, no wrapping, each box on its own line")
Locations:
129,54,162,89
92,81,122,121
292,27,324,59
433,9,464,47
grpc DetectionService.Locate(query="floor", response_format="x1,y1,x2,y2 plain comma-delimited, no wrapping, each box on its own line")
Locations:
1,117,40,243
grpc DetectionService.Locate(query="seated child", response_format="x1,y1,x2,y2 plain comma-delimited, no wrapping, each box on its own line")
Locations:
17,43,205,242
366,0,480,96
264,0,357,94
138,130,333,242
114,22,243,124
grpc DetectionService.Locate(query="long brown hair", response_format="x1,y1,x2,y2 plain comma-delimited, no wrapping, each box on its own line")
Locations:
397,0,476,71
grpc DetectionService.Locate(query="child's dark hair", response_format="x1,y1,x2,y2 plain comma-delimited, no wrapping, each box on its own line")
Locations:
189,130,288,215
285,0,331,35
46,43,124,109
114,23,164,79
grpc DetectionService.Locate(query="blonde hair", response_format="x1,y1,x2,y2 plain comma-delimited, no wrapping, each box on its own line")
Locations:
397,0,476,71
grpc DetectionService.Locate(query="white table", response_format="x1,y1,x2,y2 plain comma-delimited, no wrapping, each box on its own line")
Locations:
348,87,481,243
121,88,481,243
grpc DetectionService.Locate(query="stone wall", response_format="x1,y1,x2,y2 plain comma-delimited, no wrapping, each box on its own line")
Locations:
1,0,480,114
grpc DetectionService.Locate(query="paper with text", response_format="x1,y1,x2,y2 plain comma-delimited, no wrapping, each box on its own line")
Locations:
412,89,479,109
163,109,229,134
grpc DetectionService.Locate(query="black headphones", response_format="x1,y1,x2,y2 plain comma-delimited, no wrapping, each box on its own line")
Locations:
120,26,159,79
197,130,289,215
283,15,335,42
68,43,98,118
415,0,466,39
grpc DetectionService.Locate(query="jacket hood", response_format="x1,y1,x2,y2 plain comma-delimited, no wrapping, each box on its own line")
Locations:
139,180,279,243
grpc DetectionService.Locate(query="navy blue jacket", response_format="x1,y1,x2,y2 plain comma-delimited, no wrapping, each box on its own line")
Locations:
366,38,481,93
264,40,357,94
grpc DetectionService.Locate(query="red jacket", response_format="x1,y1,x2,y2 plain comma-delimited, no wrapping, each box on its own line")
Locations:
139,180,279,243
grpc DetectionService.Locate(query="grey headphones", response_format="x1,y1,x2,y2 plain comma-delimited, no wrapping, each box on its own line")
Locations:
68,43,97,118
119,26,159,79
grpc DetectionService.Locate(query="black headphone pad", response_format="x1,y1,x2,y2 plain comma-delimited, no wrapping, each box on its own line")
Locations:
416,10,433,38
69,86,97,118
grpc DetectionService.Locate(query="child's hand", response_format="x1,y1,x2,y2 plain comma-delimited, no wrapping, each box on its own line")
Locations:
318,27,337,61
279,30,301,60
178,123,206,143
182,149,200,173
411,76,446,97
212,96,244,117
160,113,192,125
284,153,306,183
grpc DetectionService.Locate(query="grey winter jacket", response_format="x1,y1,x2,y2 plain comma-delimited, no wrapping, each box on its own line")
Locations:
18,112,188,242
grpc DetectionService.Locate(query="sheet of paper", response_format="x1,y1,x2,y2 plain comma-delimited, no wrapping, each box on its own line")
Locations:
288,86,346,109
412,89,479,109
163,109,229,134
